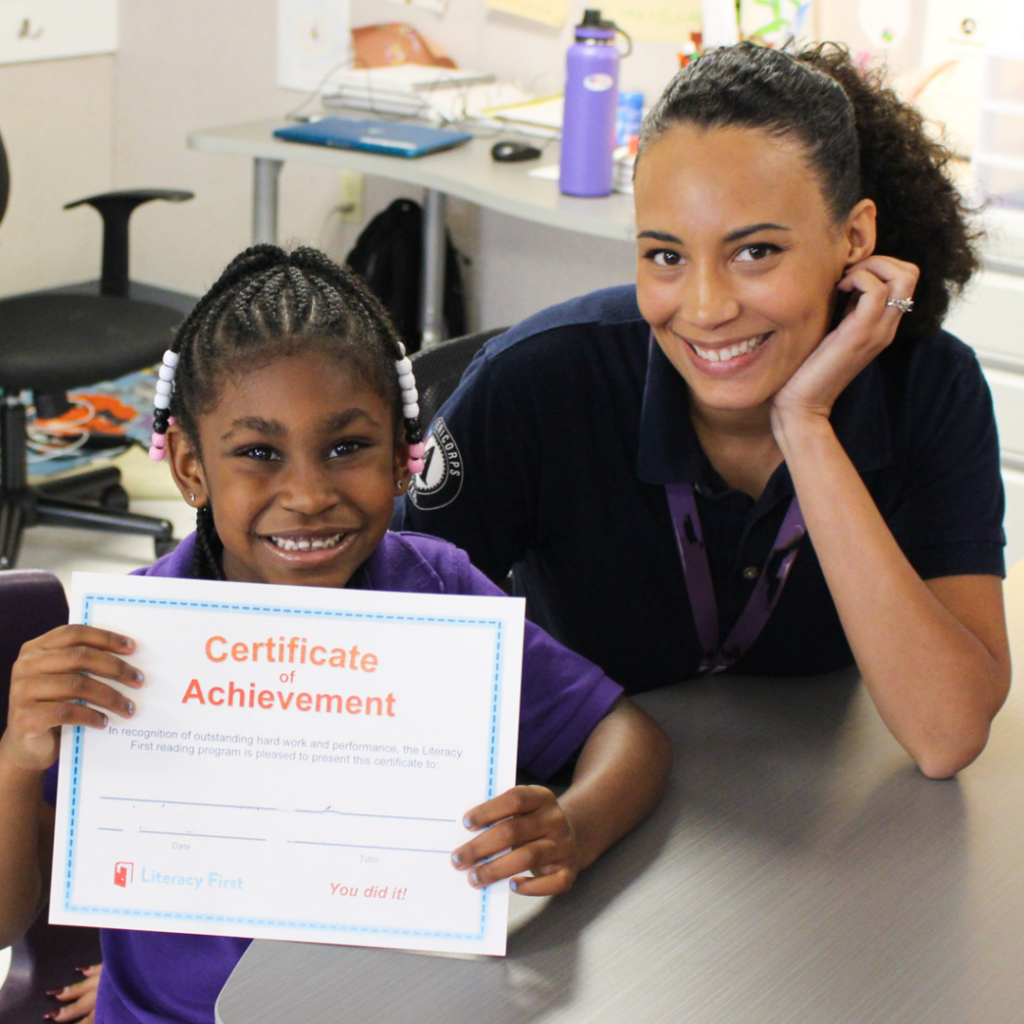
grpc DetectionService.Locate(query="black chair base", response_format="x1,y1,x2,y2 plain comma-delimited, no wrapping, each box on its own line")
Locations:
0,480,177,570
1,399,176,570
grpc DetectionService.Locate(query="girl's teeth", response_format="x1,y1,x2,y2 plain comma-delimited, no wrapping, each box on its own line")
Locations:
692,335,767,363
271,534,342,552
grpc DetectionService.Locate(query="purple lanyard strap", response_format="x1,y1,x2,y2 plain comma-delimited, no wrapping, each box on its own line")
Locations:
666,484,806,675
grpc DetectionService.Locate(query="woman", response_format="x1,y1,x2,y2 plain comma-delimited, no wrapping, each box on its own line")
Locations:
405,42,1009,778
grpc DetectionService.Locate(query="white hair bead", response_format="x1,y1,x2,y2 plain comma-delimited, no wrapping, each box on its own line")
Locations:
162,350,179,368
154,393,171,409
155,379,172,395
158,364,175,381
395,357,413,376
402,386,418,405
403,402,420,419
397,342,406,357
398,372,416,391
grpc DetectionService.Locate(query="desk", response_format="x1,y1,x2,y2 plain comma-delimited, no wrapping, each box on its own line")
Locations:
216,565,1024,1024
187,119,635,346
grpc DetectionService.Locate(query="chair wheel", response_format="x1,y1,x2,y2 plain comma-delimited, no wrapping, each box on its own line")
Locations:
155,538,179,559
99,484,130,511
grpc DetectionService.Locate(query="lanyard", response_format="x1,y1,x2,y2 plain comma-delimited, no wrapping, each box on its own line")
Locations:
666,484,806,675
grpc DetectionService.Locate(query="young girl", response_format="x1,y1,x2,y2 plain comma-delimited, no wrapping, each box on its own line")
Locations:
0,245,671,1023
405,42,1011,779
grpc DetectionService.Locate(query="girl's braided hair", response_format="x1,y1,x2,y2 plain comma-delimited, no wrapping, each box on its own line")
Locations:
151,244,422,581
638,41,982,340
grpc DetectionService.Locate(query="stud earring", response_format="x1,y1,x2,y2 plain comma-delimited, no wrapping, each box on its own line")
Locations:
189,493,196,502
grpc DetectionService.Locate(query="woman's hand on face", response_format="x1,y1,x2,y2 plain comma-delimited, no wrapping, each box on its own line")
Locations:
450,785,581,896
771,255,920,430
1,625,142,774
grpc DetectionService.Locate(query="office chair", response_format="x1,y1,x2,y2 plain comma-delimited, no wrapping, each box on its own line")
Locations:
0,126,193,569
409,327,507,426
0,570,103,1023
409,328,512,593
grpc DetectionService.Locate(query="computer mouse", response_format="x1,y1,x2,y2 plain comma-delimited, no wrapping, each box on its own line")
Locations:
491,140,543,162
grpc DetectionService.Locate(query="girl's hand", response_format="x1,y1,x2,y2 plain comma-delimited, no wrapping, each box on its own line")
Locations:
45,963,102,1023
1,625,142,774
451,785,580,896
771,255,920,428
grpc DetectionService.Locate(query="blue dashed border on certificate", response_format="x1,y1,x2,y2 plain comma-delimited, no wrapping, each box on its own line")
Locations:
59,591,509,945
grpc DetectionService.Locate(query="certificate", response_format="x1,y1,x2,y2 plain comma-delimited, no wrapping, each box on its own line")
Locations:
50,572,524,956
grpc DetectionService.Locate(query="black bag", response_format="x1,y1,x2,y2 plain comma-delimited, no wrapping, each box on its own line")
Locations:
345,197,466,353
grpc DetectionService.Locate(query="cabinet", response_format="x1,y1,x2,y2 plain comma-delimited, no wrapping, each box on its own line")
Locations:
943,265,1024,570
0,1,117,65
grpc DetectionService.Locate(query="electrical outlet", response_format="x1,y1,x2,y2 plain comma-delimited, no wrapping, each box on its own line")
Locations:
338,170,364,224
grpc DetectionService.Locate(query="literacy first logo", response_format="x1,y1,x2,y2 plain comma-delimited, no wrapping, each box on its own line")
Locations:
111,861,243,892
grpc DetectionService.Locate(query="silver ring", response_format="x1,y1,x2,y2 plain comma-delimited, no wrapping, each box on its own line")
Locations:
886,297,914,314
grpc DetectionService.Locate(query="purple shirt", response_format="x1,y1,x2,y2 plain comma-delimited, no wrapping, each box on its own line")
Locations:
83,530,622,1023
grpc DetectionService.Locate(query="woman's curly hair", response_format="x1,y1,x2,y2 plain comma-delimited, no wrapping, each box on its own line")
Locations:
638,41,982,340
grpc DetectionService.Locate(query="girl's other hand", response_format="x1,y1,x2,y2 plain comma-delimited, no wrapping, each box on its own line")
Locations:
772,255,920,427
45,962,102,1022
1,625,142,774
451,785,580,896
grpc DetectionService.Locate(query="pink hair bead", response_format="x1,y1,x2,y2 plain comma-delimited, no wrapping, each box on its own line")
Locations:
408,442,426,459
408,458,425,474
149,445,165,461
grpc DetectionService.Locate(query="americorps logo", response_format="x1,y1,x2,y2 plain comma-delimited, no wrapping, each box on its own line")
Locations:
408,418,464,510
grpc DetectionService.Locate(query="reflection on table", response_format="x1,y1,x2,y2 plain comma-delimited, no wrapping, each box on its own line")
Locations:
215,566,1024,1024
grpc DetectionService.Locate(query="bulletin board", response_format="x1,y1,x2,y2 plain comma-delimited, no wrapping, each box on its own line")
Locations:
0,0,118,65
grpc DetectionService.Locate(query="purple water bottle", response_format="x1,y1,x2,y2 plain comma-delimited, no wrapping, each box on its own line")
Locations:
559,9,621,198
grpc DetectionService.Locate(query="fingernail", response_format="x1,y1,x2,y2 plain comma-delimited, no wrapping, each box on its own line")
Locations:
116,635,135,651
450,852,461,867
134,670,144,684
463,816,473,829
510,880,518,892
101,714,109,727
470,870,480,886
45,987,65,996
125,701,135,716
43,1013,59,1021
74,966,91,974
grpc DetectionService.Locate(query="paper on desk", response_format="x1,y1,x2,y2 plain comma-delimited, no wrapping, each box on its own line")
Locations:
50,573,523,956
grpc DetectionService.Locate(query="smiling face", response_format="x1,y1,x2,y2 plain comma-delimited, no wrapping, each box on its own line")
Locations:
167,345,408,588
634,124,875,427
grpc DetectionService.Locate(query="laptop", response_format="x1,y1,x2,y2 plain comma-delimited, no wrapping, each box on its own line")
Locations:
273,117,473,159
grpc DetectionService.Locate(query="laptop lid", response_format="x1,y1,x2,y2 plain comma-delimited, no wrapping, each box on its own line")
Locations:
273,118,473,159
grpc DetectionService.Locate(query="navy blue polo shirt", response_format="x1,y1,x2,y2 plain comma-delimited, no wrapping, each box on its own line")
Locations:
404,286,1005,694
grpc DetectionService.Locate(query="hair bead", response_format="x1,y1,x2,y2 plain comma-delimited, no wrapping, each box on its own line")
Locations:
149,350,182,462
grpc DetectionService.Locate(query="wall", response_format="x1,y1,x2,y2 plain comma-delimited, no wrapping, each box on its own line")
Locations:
0,55,114,295
111,0,684,328
0,1,942,326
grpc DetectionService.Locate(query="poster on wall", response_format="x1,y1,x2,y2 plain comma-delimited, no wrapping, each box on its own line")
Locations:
485,0,570,29
0,0,118,64
277,0,353,92
601,1,702,46
739,0,814,48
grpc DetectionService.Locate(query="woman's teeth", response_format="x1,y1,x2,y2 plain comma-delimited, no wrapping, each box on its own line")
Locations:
270,534,343,552
691,334,768,363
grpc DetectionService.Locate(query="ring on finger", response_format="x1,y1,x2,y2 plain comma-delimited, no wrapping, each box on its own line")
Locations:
886,296,914,314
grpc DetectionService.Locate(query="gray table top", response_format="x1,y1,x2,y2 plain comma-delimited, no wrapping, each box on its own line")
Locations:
188,118,637,243
216,574,1024,1024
